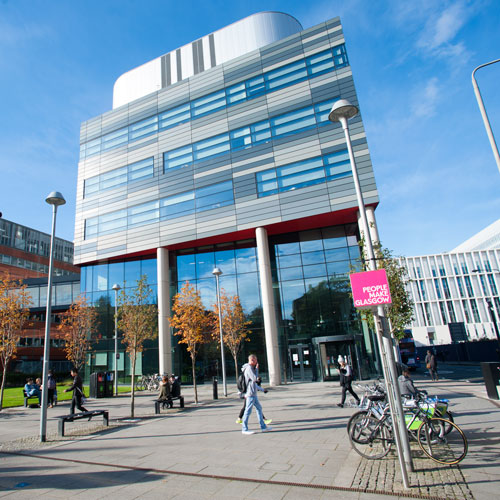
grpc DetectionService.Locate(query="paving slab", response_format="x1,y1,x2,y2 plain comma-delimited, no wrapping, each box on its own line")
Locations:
0,376,499,499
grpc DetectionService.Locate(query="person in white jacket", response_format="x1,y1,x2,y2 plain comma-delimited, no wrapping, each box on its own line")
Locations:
241,354,272,435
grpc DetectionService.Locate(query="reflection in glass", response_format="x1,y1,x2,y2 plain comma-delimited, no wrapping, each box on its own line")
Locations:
141,259,157,285
197,278,216,308
196,252,215,279
124,260,141,286
177,254,196,281
216,249,236,275
236,272,261,313
278,253,302,268
235,247,257,274
108,262,124,289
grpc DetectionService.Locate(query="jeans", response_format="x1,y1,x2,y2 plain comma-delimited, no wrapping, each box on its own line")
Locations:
242,396,266,431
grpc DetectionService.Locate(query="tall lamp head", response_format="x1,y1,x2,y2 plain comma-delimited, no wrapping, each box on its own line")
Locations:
45,191,66,207
328,99,359,124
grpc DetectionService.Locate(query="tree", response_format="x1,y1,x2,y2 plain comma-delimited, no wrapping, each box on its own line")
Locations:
0,274,31,411
357,239,414,340
212,290,251,379
59,294,98,371
117,275,158,418
170,282,212,403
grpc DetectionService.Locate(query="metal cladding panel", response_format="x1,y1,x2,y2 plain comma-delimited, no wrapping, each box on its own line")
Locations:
75,14,379,265
113,12,302,108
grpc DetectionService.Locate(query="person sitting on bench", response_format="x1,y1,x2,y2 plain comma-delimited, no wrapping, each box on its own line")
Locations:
24,377,41,405
157,375,172,409
169,375,181,398
64,368,88,414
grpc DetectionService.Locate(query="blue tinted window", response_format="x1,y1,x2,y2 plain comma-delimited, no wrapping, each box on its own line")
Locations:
301,250,325,265
215,249,236,275
326,260,350,276
177,254,196,281
124,260,141,285
256,149,349,197
279,254,302,268
235,247,257,273
303,264,327,279
141,259,157,285
196,252,215,279
275,242,300,256
159,103,190,129
108,262,125,289
280,266,303,281
84,157,154,198
325,247,350,262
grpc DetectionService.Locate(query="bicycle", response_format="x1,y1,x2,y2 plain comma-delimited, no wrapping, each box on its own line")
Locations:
348,396,467,465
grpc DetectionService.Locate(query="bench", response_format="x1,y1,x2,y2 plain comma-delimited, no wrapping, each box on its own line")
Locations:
23,389,39,407
154,395,185,414
57,410,109,437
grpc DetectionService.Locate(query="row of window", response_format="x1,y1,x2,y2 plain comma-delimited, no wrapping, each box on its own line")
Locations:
0,220,73,262
84,180,234,239
414,273,498,302
80,45,348,159
84,157,154,198
163,99,336,170
0,254,74,277
256,150,350,196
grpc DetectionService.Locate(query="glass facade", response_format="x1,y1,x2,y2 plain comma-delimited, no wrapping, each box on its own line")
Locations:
81,224,375,381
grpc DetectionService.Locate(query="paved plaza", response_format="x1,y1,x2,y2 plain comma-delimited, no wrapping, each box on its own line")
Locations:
0,369,499,499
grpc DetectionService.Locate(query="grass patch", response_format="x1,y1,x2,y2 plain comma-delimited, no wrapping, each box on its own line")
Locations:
1,385,132,408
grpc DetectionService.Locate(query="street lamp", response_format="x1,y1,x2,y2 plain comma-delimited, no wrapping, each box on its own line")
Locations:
112,283,121,396
472,59,500,175
40,191,65,442
329,101,413,484
212,267,227,396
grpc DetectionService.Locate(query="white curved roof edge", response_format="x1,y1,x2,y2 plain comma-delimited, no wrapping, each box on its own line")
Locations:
113,11,303,109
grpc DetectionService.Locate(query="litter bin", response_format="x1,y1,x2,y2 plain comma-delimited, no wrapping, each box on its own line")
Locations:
89,372,106,398
481,362,500,400
104,372,114,397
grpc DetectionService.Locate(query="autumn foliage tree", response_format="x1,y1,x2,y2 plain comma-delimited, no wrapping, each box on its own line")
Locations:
59,294,98,372
0,274,31,410
170,282,212,403
117,275,158,417
212,290,251,380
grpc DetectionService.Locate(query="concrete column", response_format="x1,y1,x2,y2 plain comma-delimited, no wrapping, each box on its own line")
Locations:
255,227,281,386
157,248,172,376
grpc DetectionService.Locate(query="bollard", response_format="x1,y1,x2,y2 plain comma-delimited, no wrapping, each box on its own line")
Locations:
213,377,218,400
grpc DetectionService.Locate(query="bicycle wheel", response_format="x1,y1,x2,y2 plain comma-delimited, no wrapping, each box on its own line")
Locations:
348,412,393,459
417,417,467,465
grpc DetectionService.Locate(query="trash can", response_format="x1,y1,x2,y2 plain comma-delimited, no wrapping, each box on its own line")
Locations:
89,372,106,398
481,362,500,400
104,372,114,397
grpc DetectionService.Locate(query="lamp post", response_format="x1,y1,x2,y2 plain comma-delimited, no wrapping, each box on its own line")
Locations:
212,267,227,396
40,191,65,442
472,59,500,175
112,283,121,396
329,100,413,484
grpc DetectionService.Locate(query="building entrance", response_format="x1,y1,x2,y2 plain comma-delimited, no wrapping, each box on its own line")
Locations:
288,343,314,381
313,335,363,381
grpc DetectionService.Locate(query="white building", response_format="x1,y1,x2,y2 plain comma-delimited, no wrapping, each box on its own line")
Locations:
402,219,500,347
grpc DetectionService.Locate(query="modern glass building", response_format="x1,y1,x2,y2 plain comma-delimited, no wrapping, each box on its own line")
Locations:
75,12,382,383
403,219,500,346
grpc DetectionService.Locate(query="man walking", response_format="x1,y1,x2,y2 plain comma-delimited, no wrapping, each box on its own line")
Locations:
241,354,272,435
64,368,88,414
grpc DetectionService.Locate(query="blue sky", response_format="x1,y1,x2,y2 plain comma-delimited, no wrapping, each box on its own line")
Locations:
0,0,499,257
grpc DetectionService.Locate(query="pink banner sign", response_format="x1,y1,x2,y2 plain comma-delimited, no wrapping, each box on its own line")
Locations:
350,269,392,309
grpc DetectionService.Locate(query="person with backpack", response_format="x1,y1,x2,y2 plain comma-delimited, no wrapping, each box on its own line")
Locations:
236,370,272,425
47,370,57,408
240,354,272,435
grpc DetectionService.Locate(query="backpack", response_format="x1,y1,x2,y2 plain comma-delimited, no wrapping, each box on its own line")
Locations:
47,376,56,390
237,372,248,394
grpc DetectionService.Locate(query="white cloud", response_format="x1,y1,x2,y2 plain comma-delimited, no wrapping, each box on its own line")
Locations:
411,77,441,118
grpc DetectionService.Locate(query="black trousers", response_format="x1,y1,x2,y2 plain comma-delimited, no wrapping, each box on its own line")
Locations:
71,394,87,414
340,381,360,405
